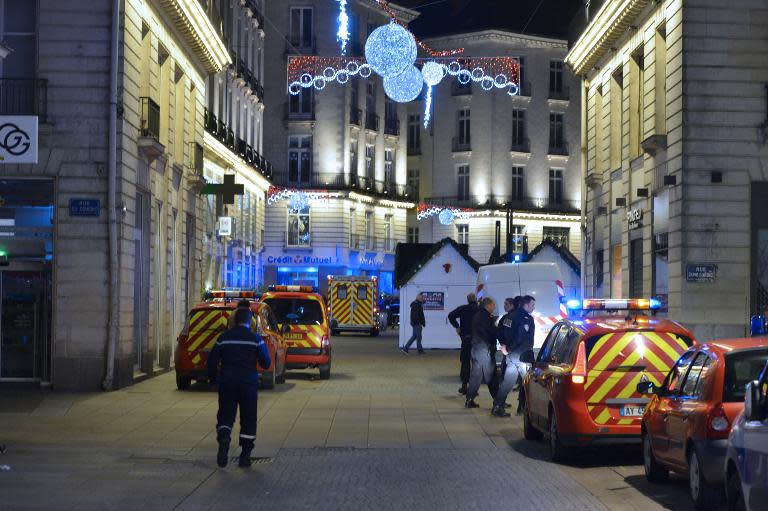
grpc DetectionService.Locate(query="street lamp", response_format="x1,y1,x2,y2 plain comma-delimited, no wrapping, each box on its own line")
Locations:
0,42,13,60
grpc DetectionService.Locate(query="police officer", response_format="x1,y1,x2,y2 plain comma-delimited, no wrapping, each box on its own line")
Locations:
207,308,271,468
448,293,480,395
504,295,536,415
465,297,498,408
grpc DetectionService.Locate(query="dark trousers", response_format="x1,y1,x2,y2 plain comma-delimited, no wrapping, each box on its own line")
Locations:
459,336,472,385
216,379,258,451
404,324,423,352
467,344,497,401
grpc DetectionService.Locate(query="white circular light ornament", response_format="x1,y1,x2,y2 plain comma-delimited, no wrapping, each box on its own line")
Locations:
364,22,417,78
289,191,309,212
421,61,444,86
383,65,423,103
438,208,455,226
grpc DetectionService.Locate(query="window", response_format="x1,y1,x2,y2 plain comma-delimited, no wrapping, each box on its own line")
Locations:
549,60,564,94
287,206,311,247
543,226,569,249
385,96,396,122
0,0,36,78
407,227,419,243
548,169,563,205
511,166,524,201
457,108,471,145
550,326,575,365
337,285,348,299
457,165,470,201
630,48,645,158
384,148,394,185
549,113,565,153
630,238,643,298
350,139,358,174
511,225,526,253
654,27,667,135
365,144,375,180
610,70,623,169
723,349,768,402
366,81,375,113
365,211,374,249
384,215,393,251
516,56,527,94
457,224,469,245
288,135,311,183
407,169,420,198
349,208,357,247
680,353,712,399
351,76,359,108
289,7,313,49
357,285,368,300
366,22,377,37
537,324,562,362
407,114,421,153
263,298,323,326
512,109,526,149
289,87,313,117
666,351,696,395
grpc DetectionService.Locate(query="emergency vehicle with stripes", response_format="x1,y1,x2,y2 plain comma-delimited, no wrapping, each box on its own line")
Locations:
522,298,695,461
174,290,288,390
260,286,332,380
327,275,380,336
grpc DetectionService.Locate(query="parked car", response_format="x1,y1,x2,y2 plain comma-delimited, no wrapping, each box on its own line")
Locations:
639,338,768,510
522,298,694,461
724,357,768,511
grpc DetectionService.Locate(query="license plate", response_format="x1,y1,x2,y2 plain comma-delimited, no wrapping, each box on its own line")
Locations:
285,333,304,340
620,405,645,417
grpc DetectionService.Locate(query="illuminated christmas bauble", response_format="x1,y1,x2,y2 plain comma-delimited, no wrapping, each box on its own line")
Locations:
364,22,417,78
438,208,455,225
289,192,309,212
421,61,444,86
383,65,423,103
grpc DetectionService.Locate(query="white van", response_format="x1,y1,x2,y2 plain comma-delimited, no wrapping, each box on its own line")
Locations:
475,262,566,349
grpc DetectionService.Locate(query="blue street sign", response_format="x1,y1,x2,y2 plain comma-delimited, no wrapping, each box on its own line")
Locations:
685,263,717,283
69,198,101,217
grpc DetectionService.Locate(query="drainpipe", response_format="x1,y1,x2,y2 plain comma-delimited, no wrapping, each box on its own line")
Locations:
102,0,120,390
580,79,588,299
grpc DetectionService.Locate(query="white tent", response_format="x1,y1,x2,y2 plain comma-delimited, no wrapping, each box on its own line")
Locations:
398,239,479,349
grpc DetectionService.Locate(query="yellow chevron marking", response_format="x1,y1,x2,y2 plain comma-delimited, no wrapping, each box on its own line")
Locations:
589,349,644,403
595,408,611,424
645,332,689,363
192,354,201,364
618,419,634,425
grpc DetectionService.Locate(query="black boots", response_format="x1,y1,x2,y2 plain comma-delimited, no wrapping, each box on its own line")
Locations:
491,405,511,418
238,448,253,468
458,384,467,395
217,439,230,468
465,398,479,408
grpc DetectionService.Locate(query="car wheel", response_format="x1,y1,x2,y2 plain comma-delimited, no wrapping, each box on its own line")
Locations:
688,447,722,510
643,430,669,483
726,464,747,511
319,360,331,380
523,399,543,441
276,361,286,384
176,372,191,390
548,408,568,462
261,370,276,390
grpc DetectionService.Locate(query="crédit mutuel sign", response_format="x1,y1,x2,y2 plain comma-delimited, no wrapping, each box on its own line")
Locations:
0,116,38,164
267,255,334,265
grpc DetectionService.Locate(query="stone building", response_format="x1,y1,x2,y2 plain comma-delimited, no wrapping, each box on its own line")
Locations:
0,0,230,389
261,0,416,295
568,0,768,339
407,29,582,266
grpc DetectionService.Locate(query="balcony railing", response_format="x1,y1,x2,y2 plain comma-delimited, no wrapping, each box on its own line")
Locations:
548,142,569,156
285,230,311,248
0,78,48,121
548,86,570,101
452,137,471,152
272,172,414,201
350,107,361,126
365,112,379,131
511,138,530,153
140,97,160,139
421,195,580,214
451,81,472,95
384,117,400,136
203,107,273,180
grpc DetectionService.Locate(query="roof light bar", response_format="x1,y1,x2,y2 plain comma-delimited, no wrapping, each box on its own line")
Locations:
268,285,318,293
205,290,258,300
567,298,662,311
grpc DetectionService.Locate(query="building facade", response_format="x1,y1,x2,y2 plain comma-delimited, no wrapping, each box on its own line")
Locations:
262,0,416,295
406,30,582,266
568,0,768,339
0,0,230,389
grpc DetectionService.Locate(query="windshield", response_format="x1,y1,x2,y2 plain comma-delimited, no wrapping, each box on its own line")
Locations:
724,348,768,402
263,298,323,326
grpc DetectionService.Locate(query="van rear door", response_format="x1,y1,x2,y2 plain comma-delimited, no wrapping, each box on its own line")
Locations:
583,330,691,426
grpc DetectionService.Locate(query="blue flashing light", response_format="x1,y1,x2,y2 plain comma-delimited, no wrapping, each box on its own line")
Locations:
513,254,521,262
277,266,319,273
566,299,582,310
649,298,662,310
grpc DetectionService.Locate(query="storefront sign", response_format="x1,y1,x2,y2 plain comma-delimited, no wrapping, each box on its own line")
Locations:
627,208,643,230
267,254,333,265
217,216,232,236
69,198,101,217
422,291,445,311
0,116,38,164
686,264,717,283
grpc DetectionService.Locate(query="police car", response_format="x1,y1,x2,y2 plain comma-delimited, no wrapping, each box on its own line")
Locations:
260,286,332,380
522,298,695,461
174,290,288,390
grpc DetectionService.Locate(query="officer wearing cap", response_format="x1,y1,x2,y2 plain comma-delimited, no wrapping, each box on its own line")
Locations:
208,308,271,468
448,292,480,395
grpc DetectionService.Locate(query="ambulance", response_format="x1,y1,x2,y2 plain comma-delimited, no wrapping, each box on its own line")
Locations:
174,290,288,390
475,262,568,349
260,285,332,380
327,275,380,336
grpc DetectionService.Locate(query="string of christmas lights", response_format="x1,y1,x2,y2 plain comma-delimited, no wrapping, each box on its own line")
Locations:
337,0,350,54
416,203,473,224
267,186,331,210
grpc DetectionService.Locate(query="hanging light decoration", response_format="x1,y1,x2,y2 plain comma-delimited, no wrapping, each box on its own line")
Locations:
364,21,417,78
337,0,350,54
289,191,310,212
383,65,423,103
438,208,455,226
423,85,433,128
421,61,444,87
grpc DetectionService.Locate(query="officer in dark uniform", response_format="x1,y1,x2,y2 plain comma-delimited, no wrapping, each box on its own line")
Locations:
448,293,480,395
207,308,271,468
465,297,498,408
497,295,536,416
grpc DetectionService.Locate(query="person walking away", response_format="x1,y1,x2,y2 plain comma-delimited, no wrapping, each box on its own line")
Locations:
207,308,271,468
448,293,480,395
465,297,499,408
227,298,252,328
508,296,536,415
402,293,426,354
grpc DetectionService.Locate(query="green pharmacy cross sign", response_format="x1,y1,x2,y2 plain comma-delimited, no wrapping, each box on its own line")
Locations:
200,174,244,205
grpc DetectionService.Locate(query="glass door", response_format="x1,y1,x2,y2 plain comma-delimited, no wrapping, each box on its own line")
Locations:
1,271,50,379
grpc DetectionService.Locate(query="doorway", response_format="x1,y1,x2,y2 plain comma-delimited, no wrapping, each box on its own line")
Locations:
1,271,51,379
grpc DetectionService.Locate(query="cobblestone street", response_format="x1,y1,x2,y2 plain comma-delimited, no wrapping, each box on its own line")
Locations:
0,332,700,510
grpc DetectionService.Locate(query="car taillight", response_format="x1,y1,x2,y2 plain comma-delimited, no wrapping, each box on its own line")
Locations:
321,335,330,348
571,341,587,384
706,404,731,440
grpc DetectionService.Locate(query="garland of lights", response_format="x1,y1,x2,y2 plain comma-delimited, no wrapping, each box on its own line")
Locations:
416,203,473,225
267,186,330,210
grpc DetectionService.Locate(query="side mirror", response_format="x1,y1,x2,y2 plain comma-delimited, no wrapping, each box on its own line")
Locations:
280,323,291,335
637,381,656,395
744,381,763,421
